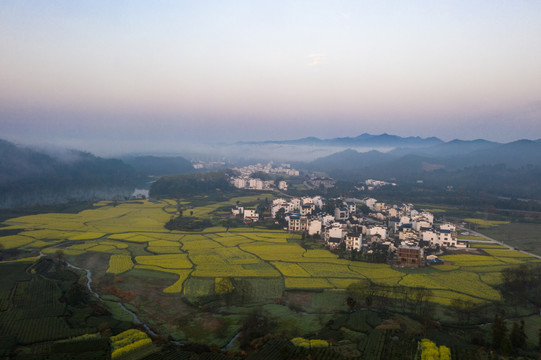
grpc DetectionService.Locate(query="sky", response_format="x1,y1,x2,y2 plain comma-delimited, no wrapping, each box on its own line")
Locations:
1,1,541,156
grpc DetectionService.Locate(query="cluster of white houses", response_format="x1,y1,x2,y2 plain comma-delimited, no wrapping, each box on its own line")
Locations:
230,162,297,191
354,179,397,191
231,177,286,191
272,196,463,267
232,162,300,177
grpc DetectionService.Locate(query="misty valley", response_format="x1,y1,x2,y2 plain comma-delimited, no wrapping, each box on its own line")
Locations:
1,134,541,359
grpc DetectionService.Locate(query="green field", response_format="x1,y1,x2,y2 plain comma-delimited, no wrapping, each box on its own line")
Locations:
480,222,541,256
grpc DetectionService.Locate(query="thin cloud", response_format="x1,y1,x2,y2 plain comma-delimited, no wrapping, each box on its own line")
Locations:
308,53,326,67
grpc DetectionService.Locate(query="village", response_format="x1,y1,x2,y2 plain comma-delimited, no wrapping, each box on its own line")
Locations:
231,193,467,268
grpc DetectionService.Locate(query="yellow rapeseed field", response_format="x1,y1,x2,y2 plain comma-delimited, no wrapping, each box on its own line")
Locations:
193,263,280,277
110,329,153,358
135,254,193,269
0,235,34,249
0,198,533,302
464,218,510,228
240,243,306,261
285,277,333,290
107,255,134,274
271,262,311,277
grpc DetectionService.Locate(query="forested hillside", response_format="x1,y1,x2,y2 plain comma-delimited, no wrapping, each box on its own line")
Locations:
0,139,140,208
149,170,233,198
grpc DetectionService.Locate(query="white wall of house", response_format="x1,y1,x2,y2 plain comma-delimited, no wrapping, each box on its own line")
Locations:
368,226,387,240
346,234,362,251
440,223,456,231
244,209,258,220
421,230,439,245
308,220,322,235
290,198,301,212
438,232,456,247
413,220,431,232
328,225,344,240
334,207,349,220
321,215,335,226
399,216,411,225
312,196,324,209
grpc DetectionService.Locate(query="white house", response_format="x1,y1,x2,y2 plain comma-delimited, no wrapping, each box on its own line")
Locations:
311,196,324,209
413,220,432,232
244,209,259,222
288,215,308,232
345,233,362,251
346,202,357,214
367,226,387,240
231,206,244,216
321,214,335,226
233,177,247,189
326,223,345,249
334,207,349,221
290,198,302,212
421,230,439,246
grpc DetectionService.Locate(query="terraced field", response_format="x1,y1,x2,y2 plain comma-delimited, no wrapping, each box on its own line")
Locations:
2,198,540,307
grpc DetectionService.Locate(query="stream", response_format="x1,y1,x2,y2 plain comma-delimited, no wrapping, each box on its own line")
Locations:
222,331,242,350
66,262,158,336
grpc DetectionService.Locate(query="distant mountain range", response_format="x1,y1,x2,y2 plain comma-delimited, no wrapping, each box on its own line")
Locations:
239,133,444,148
305,137,541,200
308,138,541,171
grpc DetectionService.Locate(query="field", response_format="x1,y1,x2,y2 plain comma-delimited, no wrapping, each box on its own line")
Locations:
464,218,510,228
2,197,541,347
2,198,539,303
481,222,541,256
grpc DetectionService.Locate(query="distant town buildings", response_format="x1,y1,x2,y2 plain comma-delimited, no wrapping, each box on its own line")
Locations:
229,162,300,191
355,179,397,191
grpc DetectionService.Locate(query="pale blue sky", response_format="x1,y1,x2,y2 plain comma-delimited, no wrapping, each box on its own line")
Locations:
1,1,540,155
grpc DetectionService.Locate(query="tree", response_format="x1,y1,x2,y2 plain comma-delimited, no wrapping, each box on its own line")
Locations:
238,307,276,350
65,283,88,306
346,296,357,311
510,321,527,349
450,298,476,323
275,208,287,228
492,311,508,352
323,198,342,214
357,204,370,215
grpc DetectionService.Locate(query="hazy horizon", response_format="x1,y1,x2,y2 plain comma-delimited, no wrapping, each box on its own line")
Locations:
2,1,541,156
